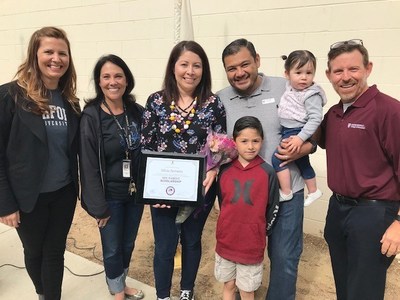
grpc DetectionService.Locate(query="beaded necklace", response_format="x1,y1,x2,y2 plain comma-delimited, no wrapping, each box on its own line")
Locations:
169,98,197,134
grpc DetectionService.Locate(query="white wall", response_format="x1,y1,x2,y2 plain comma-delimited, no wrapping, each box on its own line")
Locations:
1,0,399,237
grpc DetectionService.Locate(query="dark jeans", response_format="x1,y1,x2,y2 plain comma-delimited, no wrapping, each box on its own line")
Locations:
151,182,216,298
272,127,315,179
266,190,304,300
16,183,77,300
100,197,144,293
324,195,398,300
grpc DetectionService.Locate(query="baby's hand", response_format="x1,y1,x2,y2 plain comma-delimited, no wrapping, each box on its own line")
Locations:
286,136,304,153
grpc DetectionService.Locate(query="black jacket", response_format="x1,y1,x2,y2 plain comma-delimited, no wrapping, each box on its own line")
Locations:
79,100,143,218
0,81,80,216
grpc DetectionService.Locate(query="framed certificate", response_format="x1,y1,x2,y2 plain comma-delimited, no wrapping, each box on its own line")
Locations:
135,150,206,206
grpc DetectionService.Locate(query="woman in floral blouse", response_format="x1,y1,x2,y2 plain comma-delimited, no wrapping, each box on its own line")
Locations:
141,41,226,300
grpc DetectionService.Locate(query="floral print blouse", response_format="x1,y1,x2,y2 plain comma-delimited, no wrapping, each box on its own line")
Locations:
141,91,227,154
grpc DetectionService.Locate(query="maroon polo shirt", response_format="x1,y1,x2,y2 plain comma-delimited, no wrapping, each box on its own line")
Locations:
320,85,400,201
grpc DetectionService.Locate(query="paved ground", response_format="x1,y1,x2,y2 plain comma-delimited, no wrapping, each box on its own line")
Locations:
0,223,156,300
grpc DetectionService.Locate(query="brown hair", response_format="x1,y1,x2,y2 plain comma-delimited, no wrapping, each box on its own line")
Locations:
327,42,369,70
282,50,317,72
162,41,213,106
15,26,79,114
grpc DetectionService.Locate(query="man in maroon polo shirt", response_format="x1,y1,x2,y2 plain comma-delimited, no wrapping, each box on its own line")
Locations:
318,39,400,300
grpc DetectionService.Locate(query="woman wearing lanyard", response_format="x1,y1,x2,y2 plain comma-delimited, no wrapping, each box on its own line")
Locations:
80,54,144,300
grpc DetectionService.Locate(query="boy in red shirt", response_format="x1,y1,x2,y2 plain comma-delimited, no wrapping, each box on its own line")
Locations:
215,116,279,300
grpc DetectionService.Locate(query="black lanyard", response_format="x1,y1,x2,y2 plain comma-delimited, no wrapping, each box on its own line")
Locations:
103,100,134,158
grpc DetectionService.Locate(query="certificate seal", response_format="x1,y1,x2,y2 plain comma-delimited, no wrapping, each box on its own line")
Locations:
166,186,175,196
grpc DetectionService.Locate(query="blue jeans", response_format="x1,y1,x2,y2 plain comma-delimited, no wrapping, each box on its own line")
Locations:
272,127,315,179
266,190,304,300
151,182,216,298
99,198,144,293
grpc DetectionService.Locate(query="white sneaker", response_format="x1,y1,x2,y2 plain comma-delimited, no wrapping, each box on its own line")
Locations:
304,189,322,207
279,189,293,202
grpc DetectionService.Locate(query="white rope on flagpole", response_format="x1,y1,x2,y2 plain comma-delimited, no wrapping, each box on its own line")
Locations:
174,0,194,44
174,0,182,44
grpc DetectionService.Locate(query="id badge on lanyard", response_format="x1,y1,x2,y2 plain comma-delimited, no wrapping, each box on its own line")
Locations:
122,159,131,178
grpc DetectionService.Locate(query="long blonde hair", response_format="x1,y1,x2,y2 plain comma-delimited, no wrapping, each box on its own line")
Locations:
15,26,80,114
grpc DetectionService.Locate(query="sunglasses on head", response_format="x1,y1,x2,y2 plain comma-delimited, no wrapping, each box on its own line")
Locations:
330,39,363,50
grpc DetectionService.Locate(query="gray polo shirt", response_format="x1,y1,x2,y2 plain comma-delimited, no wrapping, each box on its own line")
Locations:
217,73,304,193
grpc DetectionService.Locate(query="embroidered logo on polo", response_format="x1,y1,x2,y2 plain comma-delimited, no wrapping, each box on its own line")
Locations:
347,123,366,130
230,179,254,206
42,105,67,126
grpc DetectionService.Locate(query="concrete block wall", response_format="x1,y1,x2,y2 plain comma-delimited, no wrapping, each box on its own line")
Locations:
1,0,399,237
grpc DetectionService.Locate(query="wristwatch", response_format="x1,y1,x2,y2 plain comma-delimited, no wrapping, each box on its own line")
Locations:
308,138,318,154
